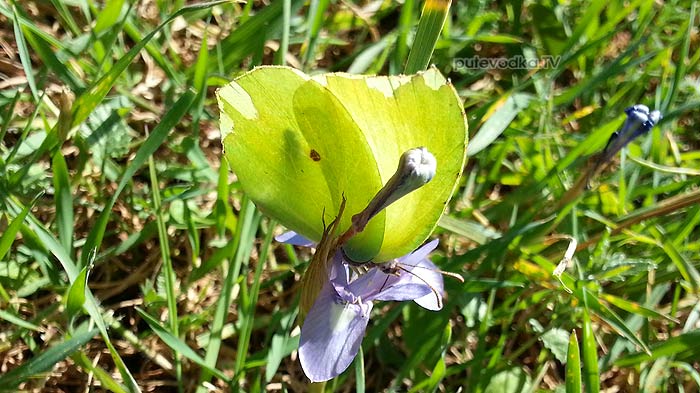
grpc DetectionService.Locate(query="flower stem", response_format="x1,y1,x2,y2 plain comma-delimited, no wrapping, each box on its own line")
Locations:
308,381,327,393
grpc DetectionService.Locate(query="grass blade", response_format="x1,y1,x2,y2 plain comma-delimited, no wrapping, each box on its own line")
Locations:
22,27,85,92
0,309,42,331
10,3,39,102
553,40,656,106
264,309,299,382
0,88,21,145
393,0,415,73
656,230,700,291
71,352,129,393
438,215,501,245
196,198,260,391
3,195,141,392
599,293,679,323
0,2,65,48
355,346,366,393
71,1,224,128
47,0,80,35
64,263,91,320
662,3,695,112
80,90,195,266
409,321,451,392
467,93,532,157
615,330,700,367
581,304,600,393
52,151,73,252
136,308,230,382
209,0,304,74
566,330,582,393
93,0,126,34
273,0,292,66
0,193,40,261
148,154,182,389
301,0,331,69
404,0,451,74
0,326,99,389
234,219,276,376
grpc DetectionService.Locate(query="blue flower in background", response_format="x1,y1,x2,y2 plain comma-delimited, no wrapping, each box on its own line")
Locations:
600,104,662,163
559,104,665,202
277,232,444,382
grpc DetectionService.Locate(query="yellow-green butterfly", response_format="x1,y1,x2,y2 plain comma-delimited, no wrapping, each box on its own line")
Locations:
218,66,467,263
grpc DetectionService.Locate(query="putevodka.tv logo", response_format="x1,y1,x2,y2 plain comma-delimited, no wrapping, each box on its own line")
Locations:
453,55,561,70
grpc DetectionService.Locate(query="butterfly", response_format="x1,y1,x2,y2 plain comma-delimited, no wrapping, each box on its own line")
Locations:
217,66,468,263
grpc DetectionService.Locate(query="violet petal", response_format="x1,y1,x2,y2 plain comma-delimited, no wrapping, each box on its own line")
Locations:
409,258,444,311
275,231,315,247
399,239,440,265
345,267,400,299
373,280,433,301
299,281,373,382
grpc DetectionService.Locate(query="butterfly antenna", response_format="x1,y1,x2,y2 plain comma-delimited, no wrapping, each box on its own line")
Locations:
378,274,392,293
399,263,465,283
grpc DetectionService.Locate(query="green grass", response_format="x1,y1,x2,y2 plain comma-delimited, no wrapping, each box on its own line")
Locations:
0,1,699,392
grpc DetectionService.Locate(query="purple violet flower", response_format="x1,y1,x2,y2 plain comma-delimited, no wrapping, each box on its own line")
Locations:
277,232,444,382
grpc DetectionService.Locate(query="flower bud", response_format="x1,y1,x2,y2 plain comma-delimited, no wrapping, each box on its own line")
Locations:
351,147,437,233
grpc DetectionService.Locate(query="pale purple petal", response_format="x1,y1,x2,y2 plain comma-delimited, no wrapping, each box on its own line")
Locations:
342,239,437,299
343,264,431,301
379,239,444,309
398,239,439,265
395,239,444,310
345,268,400,299
408,258,444,311
414,291,442,310
275,231,315,247
374,280,433,301
299,281,373,382
329,251,350,287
